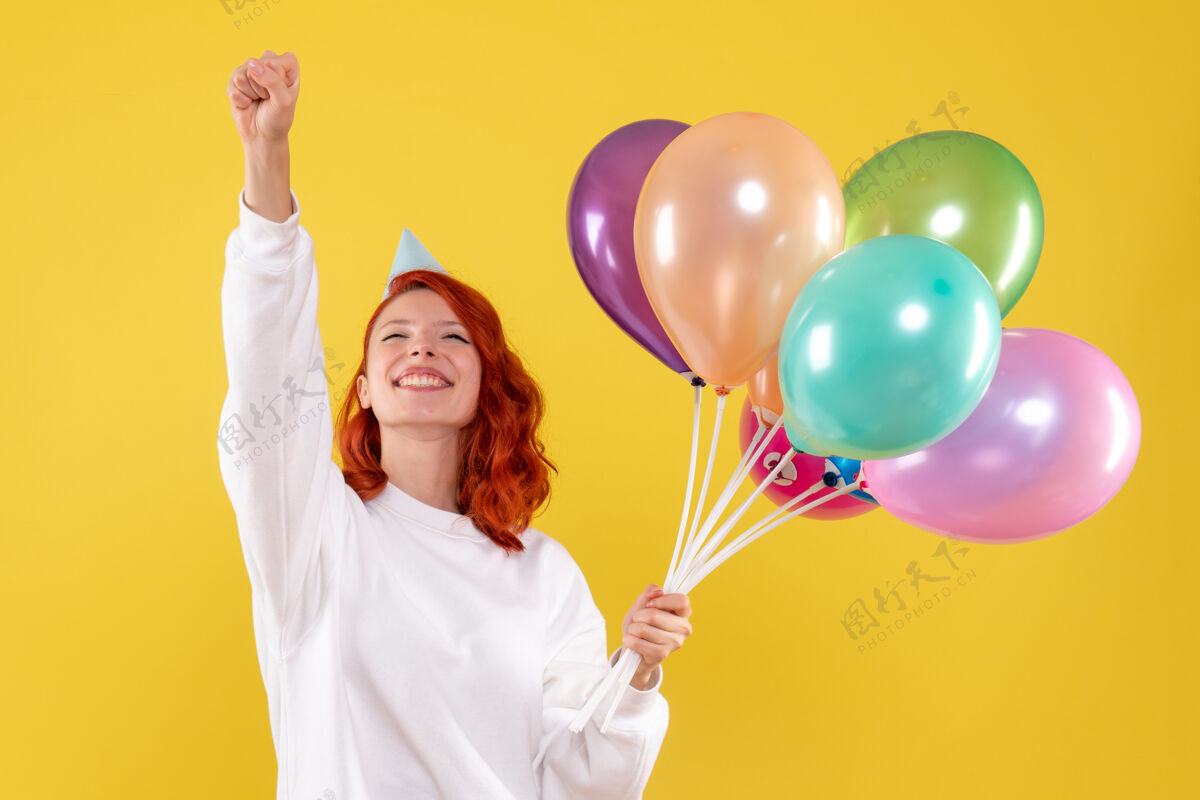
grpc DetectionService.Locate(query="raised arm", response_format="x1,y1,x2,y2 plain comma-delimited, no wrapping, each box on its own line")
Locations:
218,51,354,659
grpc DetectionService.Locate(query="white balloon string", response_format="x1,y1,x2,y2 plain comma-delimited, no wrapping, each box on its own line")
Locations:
675,446,798,589
709,412,786,545
665,383,704,588
676,448,797,590
670,414,764,588
666,392,727,589
712,415,771,523
679,481,862,595
599,652,644,734
569,646,637,733
673,410,783,588
743,477,827,538
688,476,827,583
718,413,783,523
734,413,782,493
722,416,769,518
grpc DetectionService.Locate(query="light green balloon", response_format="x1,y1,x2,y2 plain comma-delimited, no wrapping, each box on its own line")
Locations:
778,235,1002,460
844,131,1043,318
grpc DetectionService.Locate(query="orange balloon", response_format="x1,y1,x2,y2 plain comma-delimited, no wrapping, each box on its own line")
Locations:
747,350,784,417
634,111,844,389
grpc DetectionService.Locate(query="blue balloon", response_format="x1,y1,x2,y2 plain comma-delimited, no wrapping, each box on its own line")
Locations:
825,456,879,505
779,234,1002,460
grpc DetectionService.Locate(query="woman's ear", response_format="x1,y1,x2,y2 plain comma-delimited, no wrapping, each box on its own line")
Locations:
356,373,371,409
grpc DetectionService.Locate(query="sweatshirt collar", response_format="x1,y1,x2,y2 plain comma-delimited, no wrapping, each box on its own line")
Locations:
374,481,488,542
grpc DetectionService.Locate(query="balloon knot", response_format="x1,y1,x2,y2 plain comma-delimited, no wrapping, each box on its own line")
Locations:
822,472,839,488
690,376,706,387
713,386,732,397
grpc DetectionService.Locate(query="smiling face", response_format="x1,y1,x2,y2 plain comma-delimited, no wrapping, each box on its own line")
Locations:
356,288,482,436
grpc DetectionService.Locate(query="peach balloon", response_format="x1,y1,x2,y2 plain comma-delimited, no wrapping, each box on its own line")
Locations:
747,350,784,416
633,111,844,389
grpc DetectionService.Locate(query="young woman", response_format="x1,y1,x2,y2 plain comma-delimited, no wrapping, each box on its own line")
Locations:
218,50,693,799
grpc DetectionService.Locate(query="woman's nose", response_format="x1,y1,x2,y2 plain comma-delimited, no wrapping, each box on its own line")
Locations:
409,343,436,358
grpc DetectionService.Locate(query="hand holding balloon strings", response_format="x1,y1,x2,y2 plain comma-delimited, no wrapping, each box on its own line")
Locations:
579,392,856,733
620,585,694,691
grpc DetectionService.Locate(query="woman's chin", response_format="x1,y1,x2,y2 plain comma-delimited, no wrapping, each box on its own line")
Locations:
378,412,471,434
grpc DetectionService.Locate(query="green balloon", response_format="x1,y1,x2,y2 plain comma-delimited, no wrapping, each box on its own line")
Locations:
843,131,1043,317
778,235,1002,460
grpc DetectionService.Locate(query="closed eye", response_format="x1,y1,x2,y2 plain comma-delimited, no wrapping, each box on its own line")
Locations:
382,332,470,343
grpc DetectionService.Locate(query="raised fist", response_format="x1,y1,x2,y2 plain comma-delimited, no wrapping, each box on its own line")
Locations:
226,50,299,147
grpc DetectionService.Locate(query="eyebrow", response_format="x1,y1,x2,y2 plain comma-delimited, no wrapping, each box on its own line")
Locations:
379,319,466,329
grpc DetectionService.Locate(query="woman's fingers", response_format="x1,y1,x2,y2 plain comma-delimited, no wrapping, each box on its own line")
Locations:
626,623,685,650
232,66,265,100
249,57,298,107
630,608,693,638
623,634,672,662
622,632,681,666
647,592,692,618
226,77,252,109
637,583,664,606
245,61,272,98
227,51,296,105
263,51,299,87
621,586,695,668
623,584,662,626
227,73,257,109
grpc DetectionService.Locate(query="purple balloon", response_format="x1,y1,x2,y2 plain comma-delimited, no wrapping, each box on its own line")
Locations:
862,328,1141,543
567,119,692,375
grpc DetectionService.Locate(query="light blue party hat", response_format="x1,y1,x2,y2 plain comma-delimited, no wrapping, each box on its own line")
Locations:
382,228,447,300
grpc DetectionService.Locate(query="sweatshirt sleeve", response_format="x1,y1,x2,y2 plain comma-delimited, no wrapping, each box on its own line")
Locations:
534,543,670,800
216,187,354,659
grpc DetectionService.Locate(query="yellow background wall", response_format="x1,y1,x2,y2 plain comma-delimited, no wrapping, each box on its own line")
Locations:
1,1,1194,797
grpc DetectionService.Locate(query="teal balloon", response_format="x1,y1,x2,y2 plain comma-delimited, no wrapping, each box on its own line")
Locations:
778,234,1002,460
782,421,829,458
844,131,1044,318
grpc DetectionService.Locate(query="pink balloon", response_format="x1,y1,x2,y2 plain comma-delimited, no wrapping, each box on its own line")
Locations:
738,397,875,521
863,328,1141,543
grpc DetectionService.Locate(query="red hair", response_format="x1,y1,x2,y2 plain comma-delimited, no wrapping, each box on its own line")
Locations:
335,269,556,554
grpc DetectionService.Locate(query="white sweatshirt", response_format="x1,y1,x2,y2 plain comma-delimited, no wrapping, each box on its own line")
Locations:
216,188,669,799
